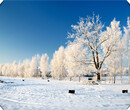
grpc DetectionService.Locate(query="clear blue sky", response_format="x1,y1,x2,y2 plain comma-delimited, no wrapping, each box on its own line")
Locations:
0,1,130,64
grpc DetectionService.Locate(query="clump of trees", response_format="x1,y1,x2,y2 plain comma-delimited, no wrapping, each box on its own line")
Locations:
0,54,49,78
0,14,129,83
51,15,130,82
67,16,122,81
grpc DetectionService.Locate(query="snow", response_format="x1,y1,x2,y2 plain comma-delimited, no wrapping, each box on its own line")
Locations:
0,77,130,110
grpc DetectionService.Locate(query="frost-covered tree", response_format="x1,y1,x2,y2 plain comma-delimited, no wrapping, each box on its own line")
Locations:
2,64,10,76
1,64,6,76
12,61,18,77
18,62,24,77
35,54,40,76
0,64,3,76
123,17,130,83
51,53,58,79
0,62,18,77
105,51,119,83
0,54,41,78
40,53,49,79
118,35,127,83
23,59,31,77
68,14,122,81
128,40,130,83
104,18,129,83
29,54,40,77
64,42,91,81
51,46,67,80
30,56,38,77
103,19,122,83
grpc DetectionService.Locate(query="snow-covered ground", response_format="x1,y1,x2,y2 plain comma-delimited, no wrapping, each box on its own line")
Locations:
0,77,130,110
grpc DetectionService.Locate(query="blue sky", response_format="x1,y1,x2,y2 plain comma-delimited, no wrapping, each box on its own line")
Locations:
0,1,130,64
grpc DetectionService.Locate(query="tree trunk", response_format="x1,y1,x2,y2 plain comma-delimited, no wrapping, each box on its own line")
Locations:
79,76,80,82
114,58,116,84
97,72,100,81
120,54,123,84
114,73,116,84
129,65,130,84
111,72,113,84
129,44,130,83
100,70,102,81
70,77,72,81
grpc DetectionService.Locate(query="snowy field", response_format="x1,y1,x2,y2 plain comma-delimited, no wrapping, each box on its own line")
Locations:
0,77,130,110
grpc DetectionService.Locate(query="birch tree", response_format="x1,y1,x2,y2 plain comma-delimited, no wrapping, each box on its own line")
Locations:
105,51,119,83
18,62,24,77
51,46,67,80
40,53,49,79
128,29,130,84
117,35,127,83
12,61,18,77
0,64,3,76
30,54,40,77
23,59,31,77
123,17,130,83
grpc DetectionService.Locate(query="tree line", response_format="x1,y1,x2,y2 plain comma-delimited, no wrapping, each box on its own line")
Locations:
0,14,130,82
